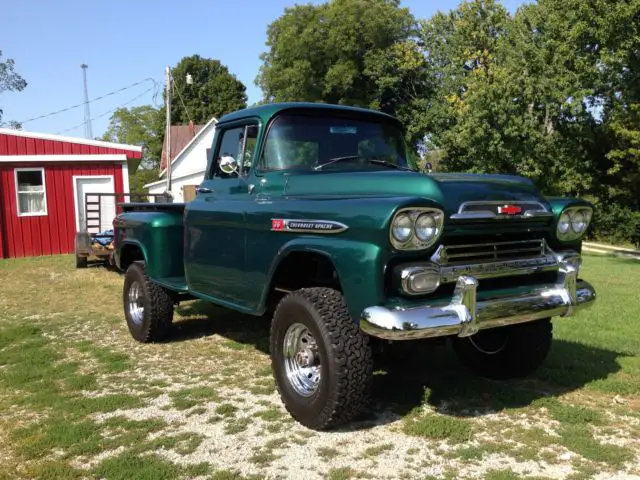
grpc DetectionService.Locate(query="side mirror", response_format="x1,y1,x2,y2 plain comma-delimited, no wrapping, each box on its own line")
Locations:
219,155,239,175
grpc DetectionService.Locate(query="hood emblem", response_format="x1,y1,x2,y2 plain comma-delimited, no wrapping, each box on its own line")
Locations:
271,219,348,234
498,205,522,215
450,201,554,220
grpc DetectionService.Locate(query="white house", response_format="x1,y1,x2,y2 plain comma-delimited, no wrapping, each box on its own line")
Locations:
145,117,217,202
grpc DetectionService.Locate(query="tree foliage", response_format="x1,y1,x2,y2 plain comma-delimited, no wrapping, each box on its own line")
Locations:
101,106,164,196
101,106,163,169
418,0,639,236
256,0,432,147
170,55,247,125
0,50,27,125
257,0,639,244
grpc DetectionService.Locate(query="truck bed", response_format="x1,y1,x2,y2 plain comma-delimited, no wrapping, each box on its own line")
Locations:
119,202,186,213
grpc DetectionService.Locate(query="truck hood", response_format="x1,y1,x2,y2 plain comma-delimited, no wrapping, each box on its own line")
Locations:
282,170,548,215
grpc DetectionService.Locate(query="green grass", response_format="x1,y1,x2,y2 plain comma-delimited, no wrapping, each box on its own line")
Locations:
559,424,634,468
253,407,284,422
74,340,132,373
216,403,239,417
169,386,219,410
403,409,473,444
94,452,181,480
1,253,640,479
327,467,359,480
317,446,340,460
362,443,394,458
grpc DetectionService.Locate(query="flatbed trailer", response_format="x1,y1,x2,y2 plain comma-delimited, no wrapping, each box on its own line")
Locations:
74,192,169,268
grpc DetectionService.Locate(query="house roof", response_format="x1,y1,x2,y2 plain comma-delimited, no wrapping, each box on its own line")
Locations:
160,121,205,172
0,128,142,158
158,117,217,178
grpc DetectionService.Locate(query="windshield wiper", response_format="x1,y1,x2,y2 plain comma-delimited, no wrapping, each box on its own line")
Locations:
314,156,413,171
313,155,359,171
366,159,414,171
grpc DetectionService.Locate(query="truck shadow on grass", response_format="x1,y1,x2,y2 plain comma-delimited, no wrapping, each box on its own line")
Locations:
367,340,625,422
169,300,624,427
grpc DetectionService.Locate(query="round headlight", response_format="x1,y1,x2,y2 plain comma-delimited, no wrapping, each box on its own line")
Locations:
571,210,586,233
392,213,413,243
558,212,571,235
415,213,438,242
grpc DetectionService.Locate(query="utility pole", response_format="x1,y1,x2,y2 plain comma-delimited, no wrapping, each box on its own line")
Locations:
165,66,172,200
80,64,93,139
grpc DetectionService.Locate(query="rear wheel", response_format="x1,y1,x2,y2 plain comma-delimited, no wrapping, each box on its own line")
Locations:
123,262,174,342
75,254,88,268
270,287,373,430
452,319,552,379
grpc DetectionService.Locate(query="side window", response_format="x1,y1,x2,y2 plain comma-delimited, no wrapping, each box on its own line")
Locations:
241,125,258,175
15,168,47,216
212,125,258,178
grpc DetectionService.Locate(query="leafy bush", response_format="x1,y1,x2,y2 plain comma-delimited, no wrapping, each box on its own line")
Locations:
588,203,640,248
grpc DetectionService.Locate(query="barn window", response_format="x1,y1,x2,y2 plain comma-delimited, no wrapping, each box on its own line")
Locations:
15,168,47,216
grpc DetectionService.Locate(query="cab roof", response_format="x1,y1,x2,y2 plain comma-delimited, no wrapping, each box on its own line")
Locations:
217,102,401,126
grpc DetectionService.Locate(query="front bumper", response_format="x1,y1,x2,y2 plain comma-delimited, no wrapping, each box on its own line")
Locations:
360,265,596,341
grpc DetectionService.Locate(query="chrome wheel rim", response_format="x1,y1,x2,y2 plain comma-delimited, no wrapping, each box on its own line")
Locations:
283,323,321,397
127,281,145,326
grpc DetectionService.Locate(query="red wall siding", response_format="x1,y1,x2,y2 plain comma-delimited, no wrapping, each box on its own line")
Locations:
0,133,142,159
0,163,125,258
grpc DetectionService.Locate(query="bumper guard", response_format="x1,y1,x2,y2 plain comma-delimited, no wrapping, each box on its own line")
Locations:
360,264,596,341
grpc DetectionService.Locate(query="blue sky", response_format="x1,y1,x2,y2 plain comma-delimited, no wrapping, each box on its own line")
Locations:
1,0,525,139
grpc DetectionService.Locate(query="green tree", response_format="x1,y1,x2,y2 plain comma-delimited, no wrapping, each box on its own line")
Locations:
0,50,27,126
256,0,432,148
101,105,163,169
101,105,163,196
170,55,247,125
418,0,601,193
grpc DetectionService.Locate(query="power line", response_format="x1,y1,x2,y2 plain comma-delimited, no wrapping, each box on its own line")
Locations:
18,77,161,125
172,81,193,124
55,86,154,135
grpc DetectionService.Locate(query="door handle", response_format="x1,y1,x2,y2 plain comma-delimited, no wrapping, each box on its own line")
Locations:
196,187,213,194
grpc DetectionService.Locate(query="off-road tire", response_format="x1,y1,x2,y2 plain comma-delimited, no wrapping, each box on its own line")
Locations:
123,262,173,342
270,287,373,430
76,254,88,268
452,318,552,379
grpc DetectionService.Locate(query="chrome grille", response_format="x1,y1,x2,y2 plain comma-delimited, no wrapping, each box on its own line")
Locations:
440,239,545,264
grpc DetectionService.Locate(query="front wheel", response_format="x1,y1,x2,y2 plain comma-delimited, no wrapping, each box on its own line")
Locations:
270,287,373,430
452,319,552,379
123,262,174,342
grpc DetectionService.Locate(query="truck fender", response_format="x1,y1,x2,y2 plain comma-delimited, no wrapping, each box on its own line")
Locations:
261,237,385,322
116,240,148,271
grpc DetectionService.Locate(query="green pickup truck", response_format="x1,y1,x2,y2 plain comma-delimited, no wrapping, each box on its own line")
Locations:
113,102,596,430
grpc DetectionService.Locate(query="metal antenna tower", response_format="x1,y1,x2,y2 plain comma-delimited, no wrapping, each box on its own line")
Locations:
80,64,93,139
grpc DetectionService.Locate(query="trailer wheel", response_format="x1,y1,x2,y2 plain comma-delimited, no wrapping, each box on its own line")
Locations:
123,262,173,342
270,287,373,430
75,254,88,269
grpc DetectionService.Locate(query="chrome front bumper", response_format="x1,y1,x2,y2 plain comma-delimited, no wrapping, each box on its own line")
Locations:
360,265,596,341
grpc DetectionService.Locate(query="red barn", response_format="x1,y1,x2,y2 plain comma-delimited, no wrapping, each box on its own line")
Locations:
0,128,142,259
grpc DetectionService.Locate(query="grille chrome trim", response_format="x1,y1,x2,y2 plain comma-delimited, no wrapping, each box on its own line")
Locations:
451,200,554,220
434,239,546,264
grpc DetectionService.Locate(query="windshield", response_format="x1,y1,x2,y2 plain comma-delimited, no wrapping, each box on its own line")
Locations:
258,113,410,172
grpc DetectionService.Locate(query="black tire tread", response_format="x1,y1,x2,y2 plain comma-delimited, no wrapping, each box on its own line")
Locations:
124,262,173,342
271,287,373,430
452,319,552,379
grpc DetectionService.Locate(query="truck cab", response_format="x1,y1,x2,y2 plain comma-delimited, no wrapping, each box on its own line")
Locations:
114,102,596,430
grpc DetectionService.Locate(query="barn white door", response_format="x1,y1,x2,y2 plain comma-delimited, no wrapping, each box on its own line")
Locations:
73,176,115,233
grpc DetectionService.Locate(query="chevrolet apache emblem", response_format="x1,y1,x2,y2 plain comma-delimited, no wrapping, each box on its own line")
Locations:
271,219,348,234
